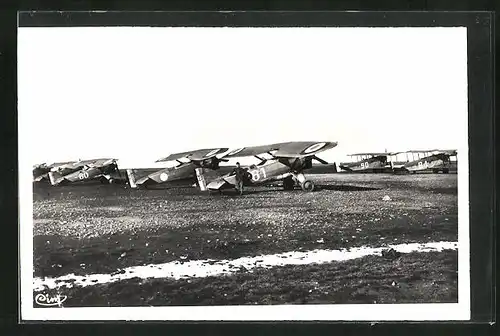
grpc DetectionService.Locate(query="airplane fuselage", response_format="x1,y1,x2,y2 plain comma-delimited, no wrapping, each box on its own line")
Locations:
339,155,389,172
402,153,450,172
61,166,106,183
133,156,224,188
205,157,312,190
141,162,197,185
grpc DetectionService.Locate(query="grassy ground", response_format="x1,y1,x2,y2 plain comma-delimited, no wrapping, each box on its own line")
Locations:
32,173,458,306
37,250,458,307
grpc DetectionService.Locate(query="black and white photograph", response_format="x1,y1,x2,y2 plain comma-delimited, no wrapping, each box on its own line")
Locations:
19,16,471,321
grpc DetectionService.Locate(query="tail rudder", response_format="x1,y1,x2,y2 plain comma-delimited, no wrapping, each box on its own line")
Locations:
126,169,138,188
48,171,63,186
195,168,207,191
195,168,221,191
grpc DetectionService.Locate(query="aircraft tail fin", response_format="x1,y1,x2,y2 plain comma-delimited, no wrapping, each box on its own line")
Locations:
195,168,221,191
48,171,63,186
126,169,138,188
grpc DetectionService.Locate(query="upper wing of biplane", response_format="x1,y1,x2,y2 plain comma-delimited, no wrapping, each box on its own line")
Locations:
221,143,284,159
436,149,458,155
41,161,76,169
349,152,401,157
404,149,457,156
50,160,82,171
156,148,229,163
81,158,118,168
223,141,338,159
273,141,338,158
404,149,440,153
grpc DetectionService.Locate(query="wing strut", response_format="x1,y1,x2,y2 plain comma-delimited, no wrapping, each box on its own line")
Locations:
312,155,329,165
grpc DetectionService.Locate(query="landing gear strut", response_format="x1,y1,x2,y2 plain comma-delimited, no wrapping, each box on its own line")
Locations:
293,173,315,192
283,176,295,190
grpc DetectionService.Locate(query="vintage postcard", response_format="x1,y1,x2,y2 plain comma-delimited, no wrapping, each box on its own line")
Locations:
19,22,470,321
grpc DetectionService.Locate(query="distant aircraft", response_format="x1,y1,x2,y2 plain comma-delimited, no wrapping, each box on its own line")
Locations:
33,161,74,182
47,158,123,185
195,141,338,193
392,149,457,174
126,148,228,189
339,152,399,173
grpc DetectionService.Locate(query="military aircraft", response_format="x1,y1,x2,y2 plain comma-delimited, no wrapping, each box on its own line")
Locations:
392,149,457,174
339,152,398,173
126,148,228,188
47,158,123,185
33,161,74,182
195,141,338,193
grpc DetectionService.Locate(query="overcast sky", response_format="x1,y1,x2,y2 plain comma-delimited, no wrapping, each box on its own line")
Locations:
18,27,468,168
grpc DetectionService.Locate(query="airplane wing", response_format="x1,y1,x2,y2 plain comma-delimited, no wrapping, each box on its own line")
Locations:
404,149,440,153
44,161,75,169
404,149,456,156
223,142,338,159
349,152,400,156
222,143,285,158
273,141,338,158
50,161,83,171
436,149,458,155
156,148,229,163
83,158,117,168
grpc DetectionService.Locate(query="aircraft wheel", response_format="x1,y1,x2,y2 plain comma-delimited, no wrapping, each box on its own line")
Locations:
283,176,295,190
108,178,114,184
301,180,315,192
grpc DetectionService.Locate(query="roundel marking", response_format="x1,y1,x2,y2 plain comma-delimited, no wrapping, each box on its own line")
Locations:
204,149,220,157
226,148,244,156
303,142,327,154
159,173,169,182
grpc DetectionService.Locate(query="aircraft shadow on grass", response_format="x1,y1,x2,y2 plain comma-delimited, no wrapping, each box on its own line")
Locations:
315,184,381,192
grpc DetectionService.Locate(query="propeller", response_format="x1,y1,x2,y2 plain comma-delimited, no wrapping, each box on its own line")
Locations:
312,155,329,165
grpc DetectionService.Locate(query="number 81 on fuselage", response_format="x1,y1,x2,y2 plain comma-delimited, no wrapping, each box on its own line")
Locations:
246,161,290,184
249,167,267,182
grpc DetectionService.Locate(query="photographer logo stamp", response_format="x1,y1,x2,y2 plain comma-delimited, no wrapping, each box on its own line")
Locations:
34,292,67,307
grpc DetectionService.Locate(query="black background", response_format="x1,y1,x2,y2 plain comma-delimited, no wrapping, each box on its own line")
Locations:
1,4,497,336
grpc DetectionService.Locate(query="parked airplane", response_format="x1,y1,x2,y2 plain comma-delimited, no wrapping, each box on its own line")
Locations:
47,158,123,185
392,149,457,174
195,141,337,193
339,152,398,173
33,161,74,182
126,148,228,188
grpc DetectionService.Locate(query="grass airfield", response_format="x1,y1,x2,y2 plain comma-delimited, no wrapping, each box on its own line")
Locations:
32,173,458,306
